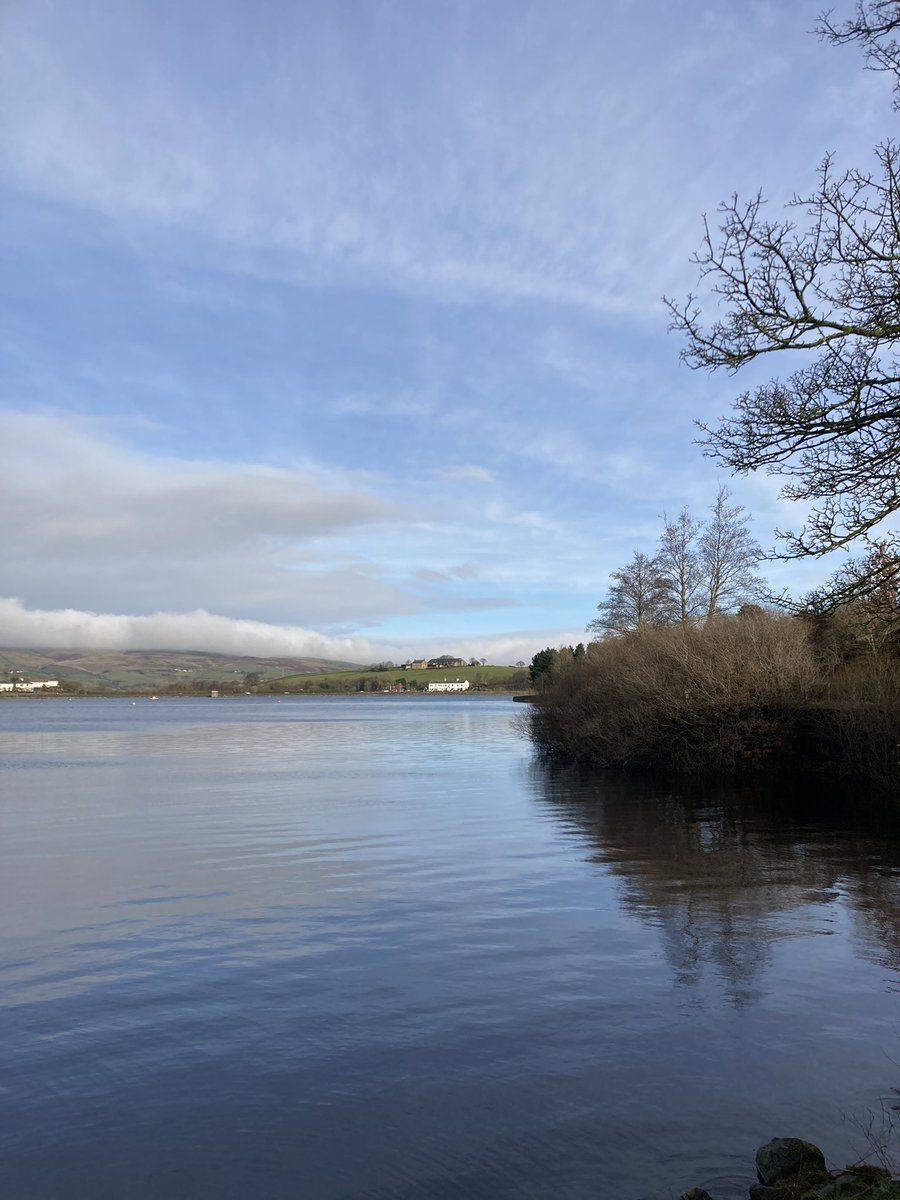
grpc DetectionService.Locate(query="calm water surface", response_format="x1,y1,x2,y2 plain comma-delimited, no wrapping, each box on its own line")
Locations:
2,696,900,1199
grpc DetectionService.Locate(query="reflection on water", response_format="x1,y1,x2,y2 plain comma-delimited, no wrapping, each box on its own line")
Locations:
1,698,900,1200
534,767,900,1006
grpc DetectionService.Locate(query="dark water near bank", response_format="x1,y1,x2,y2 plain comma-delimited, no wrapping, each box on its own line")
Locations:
2,697,900,1200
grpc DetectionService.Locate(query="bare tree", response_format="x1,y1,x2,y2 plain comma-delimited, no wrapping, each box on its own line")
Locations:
665,7,900,606
699,488,764,620
588,551,672,636
657,510,703,623
595,496,763,635
818,2,900,104
806,538,900,616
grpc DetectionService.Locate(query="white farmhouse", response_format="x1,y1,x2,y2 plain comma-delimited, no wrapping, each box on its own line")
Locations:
427,679,470,693
1,679,60,693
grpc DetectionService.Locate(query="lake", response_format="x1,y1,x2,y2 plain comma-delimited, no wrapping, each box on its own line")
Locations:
1,695,899,1199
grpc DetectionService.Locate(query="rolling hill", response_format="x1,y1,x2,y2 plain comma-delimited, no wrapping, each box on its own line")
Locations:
0,647,362,692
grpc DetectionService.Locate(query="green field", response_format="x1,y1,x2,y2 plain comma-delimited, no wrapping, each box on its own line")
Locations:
271,664,530,692
0,648,361,693
0,648,533,695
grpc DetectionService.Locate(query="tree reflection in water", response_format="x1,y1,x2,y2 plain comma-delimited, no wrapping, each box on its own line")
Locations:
531,763,900,1006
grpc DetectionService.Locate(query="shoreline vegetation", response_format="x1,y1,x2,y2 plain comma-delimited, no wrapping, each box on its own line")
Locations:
242,663,529,695
0,691,525,699
683,1137,900,1200
527,608,900,793
0,663,530,698
0,652,531,697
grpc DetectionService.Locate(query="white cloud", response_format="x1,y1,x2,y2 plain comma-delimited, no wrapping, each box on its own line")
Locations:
334,391,435,418
435,465,495,485
0,596,581,666
0,412,397,556
0,409,600,626
0,596,368,659
0,411,423,624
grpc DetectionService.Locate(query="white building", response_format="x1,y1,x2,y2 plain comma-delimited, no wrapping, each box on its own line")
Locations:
427,679,470,692
1,680,60,692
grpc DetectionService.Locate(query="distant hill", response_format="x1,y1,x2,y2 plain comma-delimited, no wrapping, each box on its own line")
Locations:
0,647,362,692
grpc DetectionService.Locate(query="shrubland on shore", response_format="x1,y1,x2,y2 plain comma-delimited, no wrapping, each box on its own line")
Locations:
527,605,900,792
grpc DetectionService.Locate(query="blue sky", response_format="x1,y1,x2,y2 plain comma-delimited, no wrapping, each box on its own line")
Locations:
0,0,893,663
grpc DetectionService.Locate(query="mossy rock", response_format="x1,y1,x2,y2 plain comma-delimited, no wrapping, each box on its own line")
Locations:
757,1140,828,1190
750,1186,789,1200
780,1168,831,1197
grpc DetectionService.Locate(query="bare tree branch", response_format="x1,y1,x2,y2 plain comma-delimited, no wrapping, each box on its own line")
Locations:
666,139,900,582
818,2,900,106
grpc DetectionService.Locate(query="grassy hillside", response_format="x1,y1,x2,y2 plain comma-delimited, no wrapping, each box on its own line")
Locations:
270,664,530,693
0,648,361,692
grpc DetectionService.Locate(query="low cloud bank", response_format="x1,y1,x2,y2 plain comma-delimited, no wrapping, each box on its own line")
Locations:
0,597,375,661
0,598,582,666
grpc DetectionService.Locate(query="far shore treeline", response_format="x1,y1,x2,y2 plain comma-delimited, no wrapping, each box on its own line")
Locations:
167,663,530,695
0,661,530,697
0,649,530,697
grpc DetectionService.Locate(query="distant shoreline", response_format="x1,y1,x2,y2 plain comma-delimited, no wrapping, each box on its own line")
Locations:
0,689,533,700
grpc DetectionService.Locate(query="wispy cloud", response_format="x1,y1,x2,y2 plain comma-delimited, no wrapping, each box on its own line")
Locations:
435,465,495,485
3,1,876,315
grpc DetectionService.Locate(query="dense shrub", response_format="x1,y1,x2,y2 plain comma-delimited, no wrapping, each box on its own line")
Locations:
529,611,900,790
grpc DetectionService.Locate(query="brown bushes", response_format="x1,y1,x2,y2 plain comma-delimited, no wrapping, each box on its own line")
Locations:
529,611,900,790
